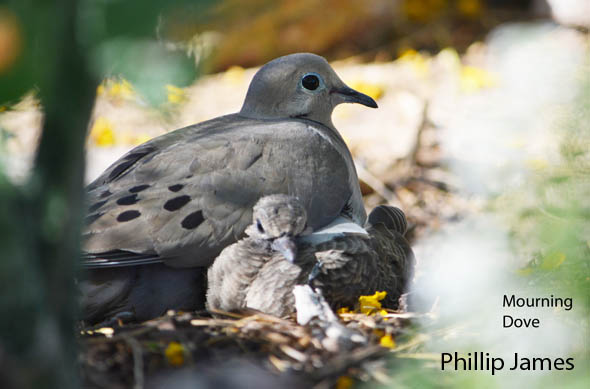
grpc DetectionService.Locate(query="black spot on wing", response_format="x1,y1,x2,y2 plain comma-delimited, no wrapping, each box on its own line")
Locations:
88,200,107,213
100,190,112,198
117,194,140,206
168,184,184,192
107,148,155,182
181,210,204,230
164,195,191,211
85,212,104,225
129,184,150,193
117,210,141,222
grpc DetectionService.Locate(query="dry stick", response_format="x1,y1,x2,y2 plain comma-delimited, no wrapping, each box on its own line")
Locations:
122,335,144,389
355,162,402,206
409,101,430,165
81,324,157,344
311,344,387,381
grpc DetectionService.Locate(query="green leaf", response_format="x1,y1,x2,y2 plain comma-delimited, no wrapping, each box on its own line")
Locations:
90,38,197,106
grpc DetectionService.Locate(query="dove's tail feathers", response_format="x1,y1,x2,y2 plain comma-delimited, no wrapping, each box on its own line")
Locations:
367,205,408,235
81,250,164,268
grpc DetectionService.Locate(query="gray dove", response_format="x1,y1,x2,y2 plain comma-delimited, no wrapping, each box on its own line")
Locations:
79,53,377,324
206,195,415,317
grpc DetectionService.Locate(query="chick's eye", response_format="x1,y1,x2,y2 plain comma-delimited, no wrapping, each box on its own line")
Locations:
301,74,320,91
256,219,265,233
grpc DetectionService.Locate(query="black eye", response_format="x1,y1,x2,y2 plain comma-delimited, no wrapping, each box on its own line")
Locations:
301,74,320,90
256,219,265,233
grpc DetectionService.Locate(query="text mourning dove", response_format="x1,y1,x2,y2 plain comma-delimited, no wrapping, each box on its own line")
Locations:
206,195,415,317
79,53,377,324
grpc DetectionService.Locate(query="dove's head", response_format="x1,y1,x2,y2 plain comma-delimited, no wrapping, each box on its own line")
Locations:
246,194,310,263
240,53,377,128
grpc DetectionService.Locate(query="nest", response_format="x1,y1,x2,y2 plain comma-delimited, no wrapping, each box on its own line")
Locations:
78,299,433,388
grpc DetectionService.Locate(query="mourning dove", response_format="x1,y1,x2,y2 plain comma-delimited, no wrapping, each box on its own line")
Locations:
206,195,415,317
79,53,377,323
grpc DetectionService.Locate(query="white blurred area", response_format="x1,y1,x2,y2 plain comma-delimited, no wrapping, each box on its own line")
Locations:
442,23,585,195
411,21,588,385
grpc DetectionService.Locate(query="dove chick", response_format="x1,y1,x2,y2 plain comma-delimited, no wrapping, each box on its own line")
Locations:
206,195,415,317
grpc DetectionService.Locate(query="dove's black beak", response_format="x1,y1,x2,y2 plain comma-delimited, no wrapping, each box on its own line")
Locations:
332,86,378,108
271,236,298,263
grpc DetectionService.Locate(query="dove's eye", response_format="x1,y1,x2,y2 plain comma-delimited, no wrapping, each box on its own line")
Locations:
256,219,265,233
301,73,321,91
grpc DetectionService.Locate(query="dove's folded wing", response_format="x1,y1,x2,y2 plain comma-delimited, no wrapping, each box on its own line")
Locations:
82,115,355,268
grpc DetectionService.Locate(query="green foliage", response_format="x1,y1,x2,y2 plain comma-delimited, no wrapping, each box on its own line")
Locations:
1,0,206,108
0,0,209,387
90,38,196,105
511,72,590,307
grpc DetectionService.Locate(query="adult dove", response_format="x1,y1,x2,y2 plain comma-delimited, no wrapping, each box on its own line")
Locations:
206,195,414,317
79,53,377,324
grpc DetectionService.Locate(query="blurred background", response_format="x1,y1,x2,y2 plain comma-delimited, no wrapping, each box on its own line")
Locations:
0,0,588,388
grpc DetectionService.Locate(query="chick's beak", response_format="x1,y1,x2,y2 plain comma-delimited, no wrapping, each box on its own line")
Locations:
271,236,298,263
331,86,378,108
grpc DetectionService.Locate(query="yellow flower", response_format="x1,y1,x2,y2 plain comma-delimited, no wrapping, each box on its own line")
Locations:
337,307,352,315
165,341,185,366
98,78,135,102
335,375,354,389
358,291,387,315
348,80,384,101
540,252,566,271
96,83,105,96
108,78,135,100
397,49,430,77
379,334,396,349
224,65,245,84
460,66,497,93
166,84,186,104
89,117,115,147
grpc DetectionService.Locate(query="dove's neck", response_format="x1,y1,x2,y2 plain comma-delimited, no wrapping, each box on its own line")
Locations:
240,108,335,130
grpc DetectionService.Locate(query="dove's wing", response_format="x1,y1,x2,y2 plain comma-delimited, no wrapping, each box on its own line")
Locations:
82,114,360,268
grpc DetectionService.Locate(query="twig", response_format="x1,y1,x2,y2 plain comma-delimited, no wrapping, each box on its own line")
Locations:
81,324,157,344
409,101,430,165
122,335,144,389
355,162,402,206
311,345,386,380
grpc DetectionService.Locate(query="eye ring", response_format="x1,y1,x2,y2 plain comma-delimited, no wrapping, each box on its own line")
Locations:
300,72,323,91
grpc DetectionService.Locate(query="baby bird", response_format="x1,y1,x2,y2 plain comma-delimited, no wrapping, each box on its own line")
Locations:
206,195,414,317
